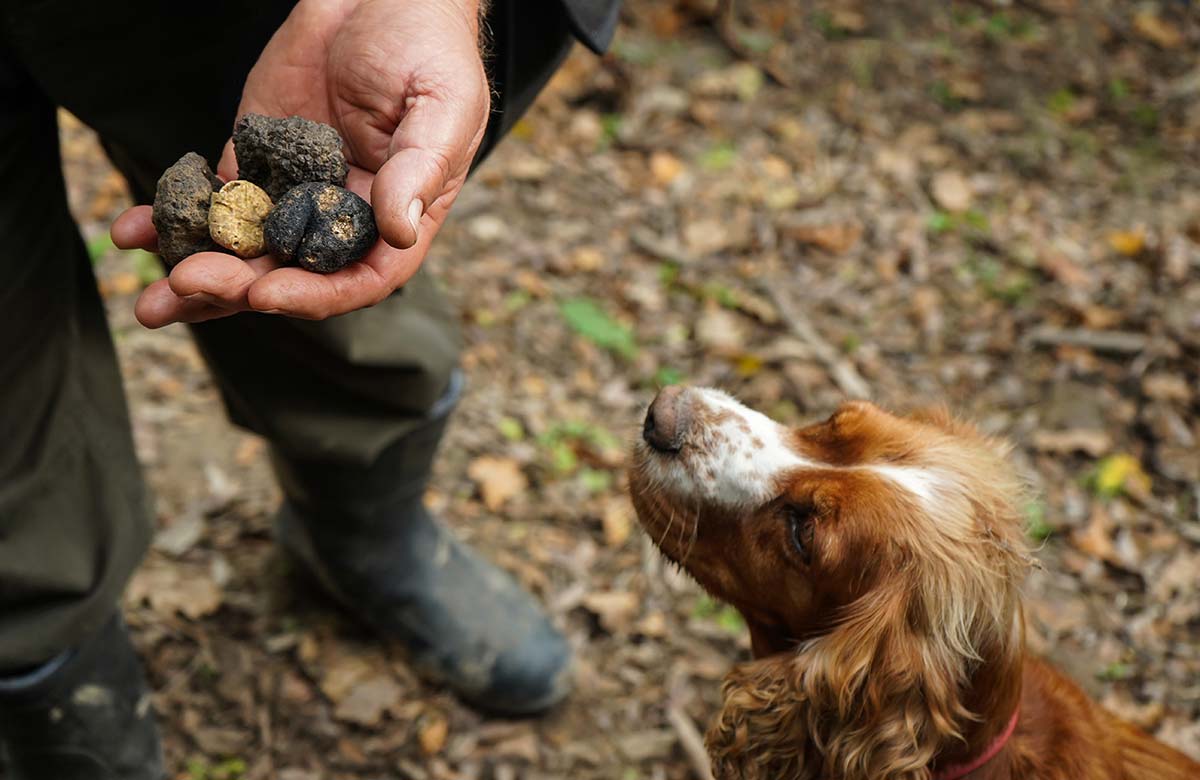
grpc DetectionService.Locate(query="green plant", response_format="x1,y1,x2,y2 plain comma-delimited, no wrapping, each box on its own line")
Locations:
560,297,638,359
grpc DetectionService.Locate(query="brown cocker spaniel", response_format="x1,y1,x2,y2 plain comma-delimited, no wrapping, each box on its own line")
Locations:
630,386,1198,780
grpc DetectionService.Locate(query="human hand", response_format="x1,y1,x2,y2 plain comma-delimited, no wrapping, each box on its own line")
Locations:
113,0,488,326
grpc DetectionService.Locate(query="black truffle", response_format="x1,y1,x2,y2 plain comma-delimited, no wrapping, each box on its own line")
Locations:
151,152,221,266
264,183,378,274
232,114,349,200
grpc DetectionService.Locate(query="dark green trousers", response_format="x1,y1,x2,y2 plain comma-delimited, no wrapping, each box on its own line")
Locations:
0,0,576,670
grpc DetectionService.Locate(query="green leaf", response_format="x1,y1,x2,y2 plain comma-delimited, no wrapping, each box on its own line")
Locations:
579,467,614,494
87,232,115,264
547,440,578,474
497,417,525,442
1025,500,1052,542
927,210,954,234
1096,662,1133,682
698,141,737,171
132,249,164,285
653,366,684,387
692,595,745,634
560,297,637,359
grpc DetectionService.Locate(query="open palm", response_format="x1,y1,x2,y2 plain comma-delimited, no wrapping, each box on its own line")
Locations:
113,0,488,325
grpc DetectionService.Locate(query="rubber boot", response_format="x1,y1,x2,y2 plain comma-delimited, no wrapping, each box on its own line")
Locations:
271,378,572,716
0,614,164,780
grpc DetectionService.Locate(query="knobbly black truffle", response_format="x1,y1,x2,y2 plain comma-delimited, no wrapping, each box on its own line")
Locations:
152,152,221,266
264,183,378,274
233,114,349,200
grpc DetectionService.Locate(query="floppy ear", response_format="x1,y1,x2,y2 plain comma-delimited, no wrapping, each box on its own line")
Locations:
707,584,986,780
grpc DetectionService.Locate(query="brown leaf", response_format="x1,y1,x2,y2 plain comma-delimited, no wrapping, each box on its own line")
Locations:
683,218,733,255
582,590,640,634
931,171,974,212
695,303,747,355
783,221,863,255
1031,429,1112,457
467,456,528,511
234,435,265,465
99,272,141,298
1071,506,1117,564
1107,228,1146,257
1133,10,1184,49
649,151,686,186
125,561,222,620
1142,373,1191,403
332,674,403,727
601,496,634,547
418,712,450,756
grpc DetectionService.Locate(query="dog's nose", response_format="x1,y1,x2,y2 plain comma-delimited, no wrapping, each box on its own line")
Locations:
644,385,688,452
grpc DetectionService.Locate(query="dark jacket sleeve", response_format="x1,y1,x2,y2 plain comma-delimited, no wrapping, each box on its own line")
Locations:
558,0,622,54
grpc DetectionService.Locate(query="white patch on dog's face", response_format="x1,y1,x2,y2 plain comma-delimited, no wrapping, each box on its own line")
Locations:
864,463,946,503
640,388,950,513
642,388,816,509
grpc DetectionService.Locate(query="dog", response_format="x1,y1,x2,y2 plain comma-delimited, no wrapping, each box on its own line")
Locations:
629,386,1199,780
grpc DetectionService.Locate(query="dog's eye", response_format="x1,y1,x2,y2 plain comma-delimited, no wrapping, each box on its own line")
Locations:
787,506,814,565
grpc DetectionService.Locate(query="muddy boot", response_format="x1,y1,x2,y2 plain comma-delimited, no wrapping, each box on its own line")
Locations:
0,614,164,780
272,380,572,716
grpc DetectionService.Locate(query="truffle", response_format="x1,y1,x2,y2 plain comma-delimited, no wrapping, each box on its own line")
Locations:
208,180,273,258
264,183,378,274
152,152,221,266
232,114,349,200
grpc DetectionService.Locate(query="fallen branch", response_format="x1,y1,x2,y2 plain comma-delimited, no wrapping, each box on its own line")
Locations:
1022,326,1149,355
766,285,872,399
667,706,715,780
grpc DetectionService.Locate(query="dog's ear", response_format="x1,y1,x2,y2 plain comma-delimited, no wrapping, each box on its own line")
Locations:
708,583,1002,780
795,584,974,780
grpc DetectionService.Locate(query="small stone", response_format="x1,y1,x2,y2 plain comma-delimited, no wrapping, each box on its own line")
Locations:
233,114,349,200
152,152,221,266
264,183,378,274
208,180,273,258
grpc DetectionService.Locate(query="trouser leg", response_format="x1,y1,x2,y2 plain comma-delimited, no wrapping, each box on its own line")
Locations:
0,44,149,671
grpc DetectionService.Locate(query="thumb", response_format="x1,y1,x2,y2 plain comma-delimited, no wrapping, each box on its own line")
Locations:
371,86,489,249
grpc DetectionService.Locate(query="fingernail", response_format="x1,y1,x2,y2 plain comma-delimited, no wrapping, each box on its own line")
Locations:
184,292,219,306
407,199,424,237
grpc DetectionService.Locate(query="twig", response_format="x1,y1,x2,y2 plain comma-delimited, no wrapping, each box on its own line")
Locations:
667,706,715,780
1021,326,1150,355
766,285,872,399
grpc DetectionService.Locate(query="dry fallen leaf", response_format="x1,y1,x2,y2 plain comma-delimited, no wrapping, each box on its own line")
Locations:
99,272,141,298
695,303,747,355
1133,10,1184,49
931,170,974,212
582,590,640,634
783,221,863,255
1093,453,1152,499
418,712,450,756
1107,229,1146,257
1031,429,1112,457
333,674,403,727
601,495,634,547
1072,506,1118,564
570,245,606,272
649,151,686,186
125,561,222,620
683,218,734,255
468,456,528,511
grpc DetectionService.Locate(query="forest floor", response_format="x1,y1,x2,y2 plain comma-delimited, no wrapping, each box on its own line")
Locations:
54,1,1200,778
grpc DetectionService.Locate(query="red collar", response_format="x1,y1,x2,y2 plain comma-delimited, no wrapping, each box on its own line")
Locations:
932,708,1019,780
